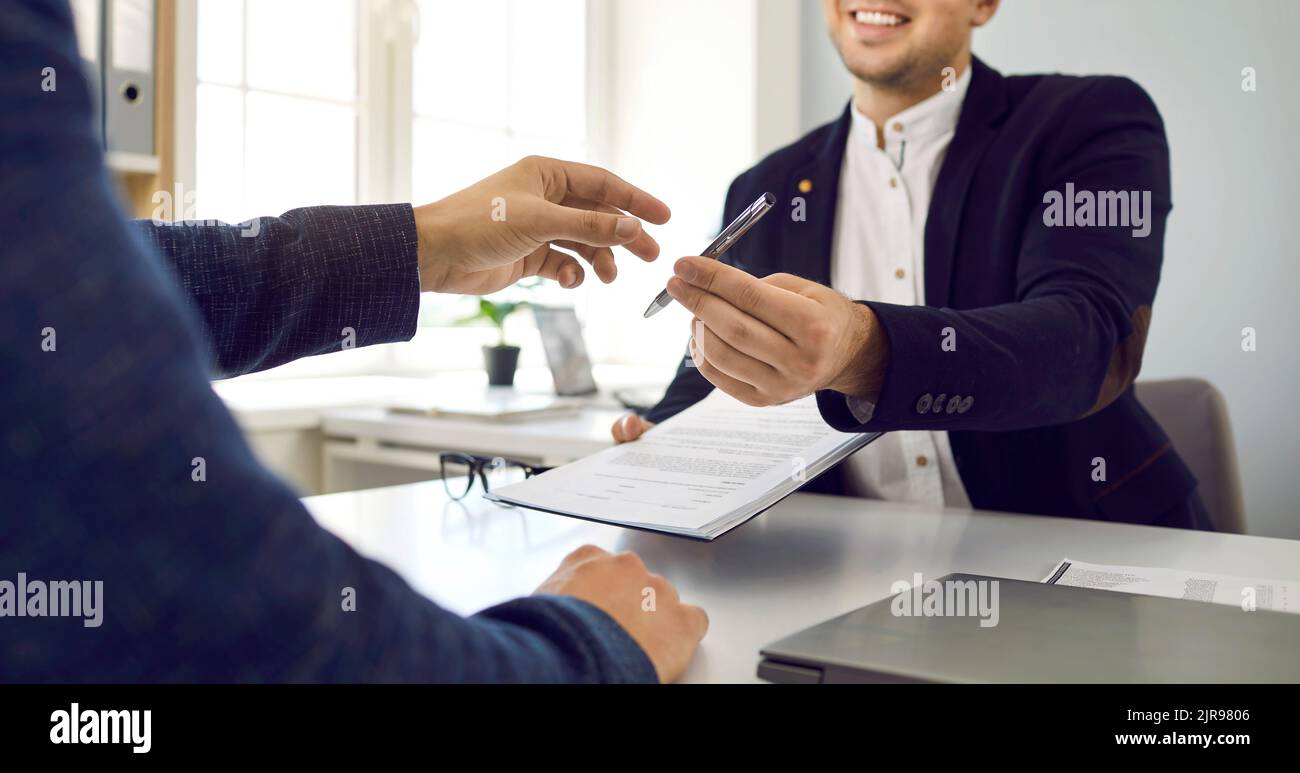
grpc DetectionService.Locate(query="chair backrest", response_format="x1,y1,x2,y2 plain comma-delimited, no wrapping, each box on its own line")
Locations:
1134,379,1246,533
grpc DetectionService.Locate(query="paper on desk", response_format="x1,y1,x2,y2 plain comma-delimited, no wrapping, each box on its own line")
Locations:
1043,558,1297,614
485,390,875,539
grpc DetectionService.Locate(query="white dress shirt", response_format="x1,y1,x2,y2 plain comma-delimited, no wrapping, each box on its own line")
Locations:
830,66,972,508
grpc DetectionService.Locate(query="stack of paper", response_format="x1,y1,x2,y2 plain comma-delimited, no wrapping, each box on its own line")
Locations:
1044,558,1297,613
486,391,878,539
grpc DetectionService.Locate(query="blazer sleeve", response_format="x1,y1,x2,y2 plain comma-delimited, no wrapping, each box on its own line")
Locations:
819,76,1172,433
129,205,422,379
0,0,656,684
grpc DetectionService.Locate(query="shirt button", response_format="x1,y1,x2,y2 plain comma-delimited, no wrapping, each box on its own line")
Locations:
894,268,906,280
916,455,929,467
892,121,904,133
889,177,899,189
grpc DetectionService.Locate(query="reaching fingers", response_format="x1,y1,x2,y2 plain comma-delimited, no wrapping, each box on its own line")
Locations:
520,246,585,288
540,157,671,226
559,195,661,261
554,240,617,284
524,199,652,254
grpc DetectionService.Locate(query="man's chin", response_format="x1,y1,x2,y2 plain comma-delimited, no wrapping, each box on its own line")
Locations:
841,54,914,89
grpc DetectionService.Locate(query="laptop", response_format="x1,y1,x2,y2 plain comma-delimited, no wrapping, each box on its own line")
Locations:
758,573,1300,683
531,305,666,411
531,306,598,397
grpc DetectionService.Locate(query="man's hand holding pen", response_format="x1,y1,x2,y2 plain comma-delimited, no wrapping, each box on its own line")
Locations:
667,258,891,408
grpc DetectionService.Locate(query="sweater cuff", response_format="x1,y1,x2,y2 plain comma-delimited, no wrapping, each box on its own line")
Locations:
346,203,422,345
476,595,659,683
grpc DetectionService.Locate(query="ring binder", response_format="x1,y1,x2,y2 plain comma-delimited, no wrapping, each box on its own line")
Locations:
104,0,156,156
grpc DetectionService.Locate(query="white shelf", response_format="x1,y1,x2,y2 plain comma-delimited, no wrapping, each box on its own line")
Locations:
106,150,161,175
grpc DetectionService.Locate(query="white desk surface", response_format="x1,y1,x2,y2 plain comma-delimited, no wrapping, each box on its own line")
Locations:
214,366,665,434
214,376,441,432
302,480,1300,684
322,405,626,465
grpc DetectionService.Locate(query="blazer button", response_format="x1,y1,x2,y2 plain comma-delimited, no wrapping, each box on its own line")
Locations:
932,393,947,414
957,396,975,414
915,393,934,414
946,395,962,414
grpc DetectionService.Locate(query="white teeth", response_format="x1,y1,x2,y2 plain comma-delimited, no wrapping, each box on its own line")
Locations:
854,10,905,26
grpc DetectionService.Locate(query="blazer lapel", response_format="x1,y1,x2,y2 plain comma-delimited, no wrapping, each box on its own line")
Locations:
925,57,1010,309
782,108,852,287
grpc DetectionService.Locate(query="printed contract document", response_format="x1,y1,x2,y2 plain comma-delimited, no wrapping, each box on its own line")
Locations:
485,391,878,539
1044,558,1298,613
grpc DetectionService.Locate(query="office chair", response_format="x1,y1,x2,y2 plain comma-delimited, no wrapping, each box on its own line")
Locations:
1134,379,1246,533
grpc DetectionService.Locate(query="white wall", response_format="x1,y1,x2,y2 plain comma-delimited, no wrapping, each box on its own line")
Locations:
798,0,1300,538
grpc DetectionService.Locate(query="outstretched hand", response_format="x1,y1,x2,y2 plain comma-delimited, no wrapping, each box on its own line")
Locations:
414,156,671,295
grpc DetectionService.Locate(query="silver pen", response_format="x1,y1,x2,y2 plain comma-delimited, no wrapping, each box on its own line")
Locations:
642,192,776,318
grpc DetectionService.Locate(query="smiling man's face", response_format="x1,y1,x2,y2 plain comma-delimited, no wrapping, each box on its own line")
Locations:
821,0,998,90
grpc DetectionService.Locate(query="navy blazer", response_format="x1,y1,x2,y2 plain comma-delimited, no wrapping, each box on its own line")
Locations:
0,0,655,682
647,57,1201,527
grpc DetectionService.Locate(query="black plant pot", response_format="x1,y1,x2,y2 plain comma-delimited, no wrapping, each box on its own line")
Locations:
483,345,521,386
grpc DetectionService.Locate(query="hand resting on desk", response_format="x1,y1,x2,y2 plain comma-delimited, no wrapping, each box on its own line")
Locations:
536,545,709,683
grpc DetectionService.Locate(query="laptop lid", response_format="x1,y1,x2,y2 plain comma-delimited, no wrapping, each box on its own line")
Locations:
758,574,1300,683
532,306,598,397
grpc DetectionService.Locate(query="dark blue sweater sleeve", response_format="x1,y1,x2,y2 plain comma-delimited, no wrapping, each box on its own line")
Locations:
129,205,423,378
0,0,656,684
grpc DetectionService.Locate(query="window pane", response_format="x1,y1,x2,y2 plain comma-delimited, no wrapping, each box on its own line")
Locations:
507,0,586,140
412,118,508,204
243,91,356,217
413,0,508,127
246,0,357,101
194,83,245,222
197,0,242,86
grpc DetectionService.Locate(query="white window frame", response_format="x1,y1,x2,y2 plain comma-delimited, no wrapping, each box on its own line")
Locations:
174,0,609,212
175,0,607,379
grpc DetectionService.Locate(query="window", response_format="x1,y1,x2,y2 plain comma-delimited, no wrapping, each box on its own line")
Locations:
195,0,591,222
407,0,593,328
195,0,361,224
191,0,598,378
409,0,588,204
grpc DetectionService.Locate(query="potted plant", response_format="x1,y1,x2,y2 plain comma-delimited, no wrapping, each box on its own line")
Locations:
456,298,529,386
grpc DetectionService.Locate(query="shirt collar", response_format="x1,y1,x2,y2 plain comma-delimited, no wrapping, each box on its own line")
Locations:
849,64,972,148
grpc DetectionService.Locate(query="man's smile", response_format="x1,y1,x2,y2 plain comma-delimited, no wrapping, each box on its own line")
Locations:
846,4,914,42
